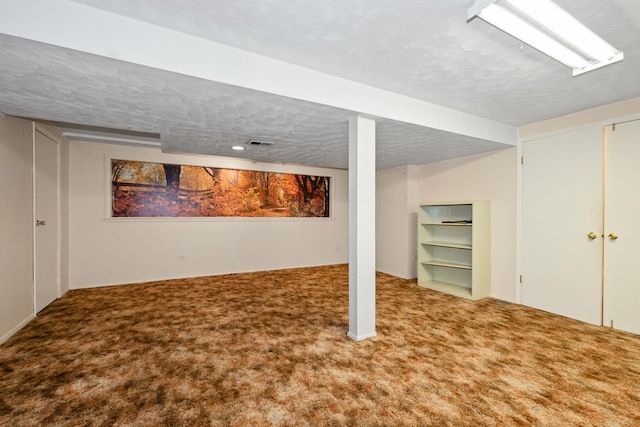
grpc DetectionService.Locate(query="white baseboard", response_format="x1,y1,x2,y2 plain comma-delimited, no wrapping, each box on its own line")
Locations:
347,330,377,341
0,314,35,345
375,267,416,280
70,263,349,290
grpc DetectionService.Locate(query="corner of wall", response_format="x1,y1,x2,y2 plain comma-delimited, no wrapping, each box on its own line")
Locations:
416,149,517,302
376,165,418,280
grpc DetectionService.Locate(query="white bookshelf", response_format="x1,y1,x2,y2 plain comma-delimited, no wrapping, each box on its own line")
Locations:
417,201,490,300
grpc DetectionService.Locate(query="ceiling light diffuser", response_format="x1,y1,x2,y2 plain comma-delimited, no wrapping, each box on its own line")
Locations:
231,145,245,151
468,0,623,76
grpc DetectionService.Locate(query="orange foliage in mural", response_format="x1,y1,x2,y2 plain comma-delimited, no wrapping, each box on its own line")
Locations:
111,160,330,218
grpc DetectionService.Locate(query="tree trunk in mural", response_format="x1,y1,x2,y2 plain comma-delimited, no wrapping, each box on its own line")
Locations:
294,175,323,204
323,177,330,217
257,172,272,203
294,175,329,216
163,164,181,198
111,161,126,191
202,167,220,184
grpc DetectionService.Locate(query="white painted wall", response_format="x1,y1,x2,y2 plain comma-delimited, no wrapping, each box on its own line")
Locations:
68,141,348,288
417,149,517,301
0,116,34,343
519,97,640,139
375,165,418,279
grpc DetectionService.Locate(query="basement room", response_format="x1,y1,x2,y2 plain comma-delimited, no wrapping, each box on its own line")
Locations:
1,0,639,425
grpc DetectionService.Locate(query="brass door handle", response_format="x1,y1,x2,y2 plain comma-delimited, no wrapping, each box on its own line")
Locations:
587,232,597,240
608,233,618,240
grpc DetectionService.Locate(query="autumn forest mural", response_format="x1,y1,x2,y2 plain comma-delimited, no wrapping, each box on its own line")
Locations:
111,160,330,218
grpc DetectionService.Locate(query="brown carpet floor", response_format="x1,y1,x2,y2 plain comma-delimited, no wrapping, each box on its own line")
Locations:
1,264,639,426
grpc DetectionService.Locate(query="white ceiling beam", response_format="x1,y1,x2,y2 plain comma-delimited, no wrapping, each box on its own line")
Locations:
0,0,517,145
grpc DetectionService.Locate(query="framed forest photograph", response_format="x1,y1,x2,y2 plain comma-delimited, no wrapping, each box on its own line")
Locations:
110,159,330,218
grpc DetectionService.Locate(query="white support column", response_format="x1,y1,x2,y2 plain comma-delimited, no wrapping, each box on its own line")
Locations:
347,116,376,341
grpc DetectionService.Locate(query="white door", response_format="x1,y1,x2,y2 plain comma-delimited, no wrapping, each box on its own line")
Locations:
34,130,59,313
521,127,603,325
603,120,640,334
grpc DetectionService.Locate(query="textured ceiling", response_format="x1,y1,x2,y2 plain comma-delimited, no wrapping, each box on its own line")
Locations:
0,34,508,170
71,0,640,126
1,0,639,170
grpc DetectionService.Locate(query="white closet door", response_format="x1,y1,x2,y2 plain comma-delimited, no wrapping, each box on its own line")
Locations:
35,130,59,313
522,127,603,325
603,120,640,335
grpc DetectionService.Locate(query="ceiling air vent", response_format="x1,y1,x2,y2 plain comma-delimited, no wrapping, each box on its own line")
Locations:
247,140,273,147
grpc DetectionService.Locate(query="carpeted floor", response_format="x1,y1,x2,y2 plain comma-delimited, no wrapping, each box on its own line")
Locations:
1,264,639,426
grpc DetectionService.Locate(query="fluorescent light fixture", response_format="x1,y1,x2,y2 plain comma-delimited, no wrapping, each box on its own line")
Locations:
468,0,623,76
62,131,161,146
231,145,245,151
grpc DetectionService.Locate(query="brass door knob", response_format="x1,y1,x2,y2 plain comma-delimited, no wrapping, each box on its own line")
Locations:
587,232,597,240
608,233,618,240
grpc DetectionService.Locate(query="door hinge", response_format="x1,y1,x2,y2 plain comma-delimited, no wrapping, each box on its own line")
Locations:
519,274,523,284
521,156,524,165
612,123,616,132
